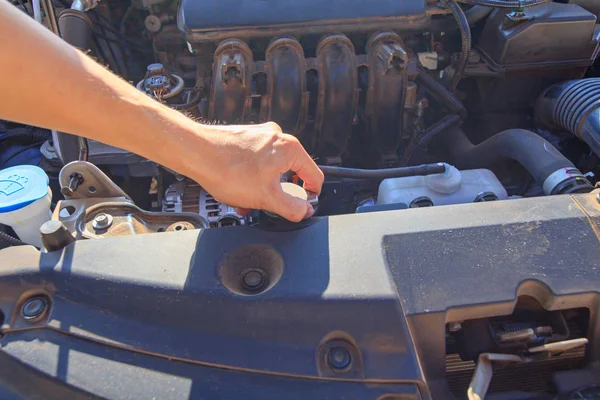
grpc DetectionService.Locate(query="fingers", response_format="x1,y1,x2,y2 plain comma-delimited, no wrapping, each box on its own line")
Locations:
235,207,251,216
260,121,283,133
283,135,324,195
264,185,314,222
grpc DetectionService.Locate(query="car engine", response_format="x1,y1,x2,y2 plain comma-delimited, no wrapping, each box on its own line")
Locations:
3,0,599,224
2,0,600,399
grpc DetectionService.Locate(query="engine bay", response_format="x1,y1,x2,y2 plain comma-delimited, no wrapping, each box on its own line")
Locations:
2,0,600,399
3,0,600,223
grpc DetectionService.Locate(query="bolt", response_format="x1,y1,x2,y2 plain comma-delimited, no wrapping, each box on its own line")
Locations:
327,347,351,371
22,298,47,319
61,173,83,196
468,49,481,65
92,213,113,230
242,270,265,291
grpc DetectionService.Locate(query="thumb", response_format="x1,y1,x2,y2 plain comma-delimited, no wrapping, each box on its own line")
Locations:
264,186,314,222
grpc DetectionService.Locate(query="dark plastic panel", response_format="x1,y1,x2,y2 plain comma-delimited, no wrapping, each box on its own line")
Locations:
1,193,600,399
178,0,427,42
1,330,421,400
478,3,599,71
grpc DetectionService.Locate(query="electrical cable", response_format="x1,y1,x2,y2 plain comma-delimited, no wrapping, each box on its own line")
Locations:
95,22,126,76
92,35,111,68
445,0,471,92
119,5,134,40
91,31,152,53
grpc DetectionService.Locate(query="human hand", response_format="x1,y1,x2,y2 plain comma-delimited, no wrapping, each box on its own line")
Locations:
192,122,324,222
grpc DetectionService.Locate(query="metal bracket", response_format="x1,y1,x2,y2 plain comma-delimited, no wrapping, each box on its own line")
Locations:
59,161,130,200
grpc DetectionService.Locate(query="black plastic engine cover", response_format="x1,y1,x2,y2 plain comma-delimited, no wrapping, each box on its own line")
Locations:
477,3,600,71
178,0,427,42
1,193,600,399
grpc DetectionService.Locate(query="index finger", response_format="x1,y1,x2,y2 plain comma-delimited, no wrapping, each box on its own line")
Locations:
289,144,324,195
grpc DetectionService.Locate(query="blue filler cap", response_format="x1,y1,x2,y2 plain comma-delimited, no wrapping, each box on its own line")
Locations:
0,165,49,213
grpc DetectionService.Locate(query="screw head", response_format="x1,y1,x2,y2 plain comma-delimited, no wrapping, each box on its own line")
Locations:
327,347,351,370
22,298,47,319
242,270,265,291
92,213,113,230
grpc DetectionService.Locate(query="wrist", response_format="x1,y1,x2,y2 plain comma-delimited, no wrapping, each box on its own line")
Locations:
139,104,220,182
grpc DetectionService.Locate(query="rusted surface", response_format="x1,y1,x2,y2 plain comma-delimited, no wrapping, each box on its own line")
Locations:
209,39,253,123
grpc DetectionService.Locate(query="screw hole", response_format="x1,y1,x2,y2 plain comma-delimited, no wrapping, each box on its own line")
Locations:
88,186,97,194
59,205,76,217
21,296,49,321
219,245,283,296
327,347,352,371
241,269,267,293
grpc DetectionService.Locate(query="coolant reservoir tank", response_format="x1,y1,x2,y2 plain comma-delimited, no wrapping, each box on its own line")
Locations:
377,165,507,207
0,165,52,247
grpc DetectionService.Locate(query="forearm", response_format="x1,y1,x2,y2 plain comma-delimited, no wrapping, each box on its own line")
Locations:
0,1,215,179
0,1,323,221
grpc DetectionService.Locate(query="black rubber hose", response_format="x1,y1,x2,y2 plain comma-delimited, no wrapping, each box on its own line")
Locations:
536,78,600,157
418,114,462,147
58,9,93,51
119,5,133,39
417,68,467,118
0,127,50,145
171,90,203,111
456,0,550,7
318,163,447,179
445,0,471,92
56,9,93,163
443,128,592,194
0,232,25,250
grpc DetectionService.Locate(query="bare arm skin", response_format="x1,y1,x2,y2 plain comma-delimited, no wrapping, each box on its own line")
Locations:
0,1,323,222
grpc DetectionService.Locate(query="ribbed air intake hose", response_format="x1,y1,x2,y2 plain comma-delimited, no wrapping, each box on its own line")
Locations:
443,128,592,195
537,78,600,158
455,0,551,8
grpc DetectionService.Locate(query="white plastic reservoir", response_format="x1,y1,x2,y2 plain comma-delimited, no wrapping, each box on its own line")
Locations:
377,165,508,207
0,165,52,247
